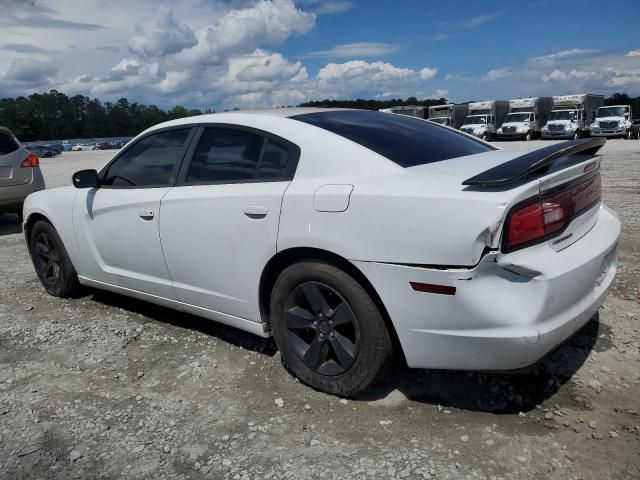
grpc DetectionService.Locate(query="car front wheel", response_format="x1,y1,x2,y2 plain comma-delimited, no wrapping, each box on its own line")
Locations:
30,220,80,297
270,261,393,396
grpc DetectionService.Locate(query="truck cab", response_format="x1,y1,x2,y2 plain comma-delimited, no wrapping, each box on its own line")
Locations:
461,114,492,140
497,112,536,140
543,109,581,139
591,105,634,139
497,97,553,141
542,94,603,140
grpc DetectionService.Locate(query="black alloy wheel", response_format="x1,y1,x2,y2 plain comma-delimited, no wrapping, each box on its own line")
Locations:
29,220,80,297
33,231,62,288
283,281,359,375
269,261,394,396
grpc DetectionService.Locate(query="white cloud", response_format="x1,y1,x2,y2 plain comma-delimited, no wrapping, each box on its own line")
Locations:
626,49,640,57
306,42,399,58
3,57,57,84
129,6,197,57
483,67,512,81
460,12,502,29
429,89,449,99
175,0,315,66
299,0,353,14
542,68,597,82
529,49,600,65
315,60,437,99
419,67,438,80
542,69,568,82
433,33,453,41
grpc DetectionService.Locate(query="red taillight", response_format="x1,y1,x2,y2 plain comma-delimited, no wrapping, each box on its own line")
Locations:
20,154,39,168
505,173,601,251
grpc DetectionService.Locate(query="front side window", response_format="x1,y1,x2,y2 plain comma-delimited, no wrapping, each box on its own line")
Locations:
186,128,264,183
103,129,190,187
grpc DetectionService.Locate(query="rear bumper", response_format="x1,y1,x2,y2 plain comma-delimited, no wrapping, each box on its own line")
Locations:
353,205,620,370
0,170,45,210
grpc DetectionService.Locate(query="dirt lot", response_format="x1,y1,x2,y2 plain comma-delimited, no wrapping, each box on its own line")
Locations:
1,141,639,479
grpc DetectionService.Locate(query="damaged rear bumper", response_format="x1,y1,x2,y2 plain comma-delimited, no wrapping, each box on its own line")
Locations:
352,205,620,370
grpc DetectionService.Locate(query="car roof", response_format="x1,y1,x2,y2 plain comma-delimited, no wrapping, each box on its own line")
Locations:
144,107,348,132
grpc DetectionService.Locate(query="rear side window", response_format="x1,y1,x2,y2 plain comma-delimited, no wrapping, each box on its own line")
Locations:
186,128,263,183
103,128,190,187
0,131,20,155
258,139,290,179
292,110,494,167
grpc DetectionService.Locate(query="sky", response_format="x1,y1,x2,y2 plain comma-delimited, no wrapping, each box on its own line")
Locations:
0,0,639,110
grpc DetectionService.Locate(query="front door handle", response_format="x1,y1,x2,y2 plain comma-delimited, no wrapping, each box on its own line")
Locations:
243,205,268,219
139,209,154,220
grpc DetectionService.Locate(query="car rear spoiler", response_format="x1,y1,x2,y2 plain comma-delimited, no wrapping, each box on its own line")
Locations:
462,137,605,187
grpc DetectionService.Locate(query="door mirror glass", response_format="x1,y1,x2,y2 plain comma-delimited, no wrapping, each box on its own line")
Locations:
73,169,100,188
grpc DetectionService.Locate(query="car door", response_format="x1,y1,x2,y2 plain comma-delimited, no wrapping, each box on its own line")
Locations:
160,125,300,322
73,127,194,299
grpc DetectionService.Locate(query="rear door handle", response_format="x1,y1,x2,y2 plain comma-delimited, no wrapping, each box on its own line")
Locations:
243,205,268,219
139,209,154,220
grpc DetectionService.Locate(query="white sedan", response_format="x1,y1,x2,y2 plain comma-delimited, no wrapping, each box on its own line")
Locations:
23,109,620,396
71,143,96,151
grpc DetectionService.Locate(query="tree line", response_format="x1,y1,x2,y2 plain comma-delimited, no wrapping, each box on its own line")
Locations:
0,90,209,142
1,90,639,142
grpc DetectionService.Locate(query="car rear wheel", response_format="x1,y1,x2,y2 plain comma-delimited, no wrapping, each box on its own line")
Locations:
270,261,393,396
30,220,80,297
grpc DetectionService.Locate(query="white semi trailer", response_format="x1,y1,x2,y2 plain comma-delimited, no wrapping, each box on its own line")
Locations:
460,100,509,140
378,105,428,118
541,94,604,140
497,97,553,141
591,104,635,139
427,104,469,129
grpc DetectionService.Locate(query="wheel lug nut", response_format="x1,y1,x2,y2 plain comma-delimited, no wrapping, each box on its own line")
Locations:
319,333,324,339
330,332,334,338
329,320,333,326
313,321,318,325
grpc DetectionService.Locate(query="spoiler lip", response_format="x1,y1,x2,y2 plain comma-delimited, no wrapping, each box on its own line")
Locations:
462,137,606,187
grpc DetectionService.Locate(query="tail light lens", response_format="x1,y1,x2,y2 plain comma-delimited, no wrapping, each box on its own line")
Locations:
20,154,40,168
504,172,601,251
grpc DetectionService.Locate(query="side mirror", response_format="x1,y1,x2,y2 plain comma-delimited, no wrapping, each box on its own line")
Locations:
73,169,100,189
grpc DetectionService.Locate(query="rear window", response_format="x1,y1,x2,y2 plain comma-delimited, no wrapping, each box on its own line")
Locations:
292,110,494,167
0,131,20,155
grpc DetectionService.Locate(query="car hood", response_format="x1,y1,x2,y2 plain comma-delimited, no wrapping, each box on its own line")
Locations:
500,122,528,128
547,120,573,126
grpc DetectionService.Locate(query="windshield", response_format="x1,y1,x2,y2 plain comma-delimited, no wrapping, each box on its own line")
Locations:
597,106,629,118
549,110,577,121
429,117,450,125
505,113,531,123
463,115,487,125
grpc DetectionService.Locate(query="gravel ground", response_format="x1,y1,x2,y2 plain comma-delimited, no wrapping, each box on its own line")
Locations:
1,140,639,480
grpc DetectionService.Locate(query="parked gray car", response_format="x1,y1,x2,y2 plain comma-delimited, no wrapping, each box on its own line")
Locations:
0,127,45,220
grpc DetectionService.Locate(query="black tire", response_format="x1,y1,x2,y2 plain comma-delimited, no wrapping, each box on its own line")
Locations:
269,261,394,396
481,132,488,141
524,132,532,141
572,131,579,140
30,220,80,297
